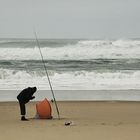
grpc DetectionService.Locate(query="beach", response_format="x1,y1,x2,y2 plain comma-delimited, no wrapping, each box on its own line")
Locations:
0,100,140,140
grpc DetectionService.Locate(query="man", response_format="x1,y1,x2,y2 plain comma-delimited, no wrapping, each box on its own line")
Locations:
17,87,37,121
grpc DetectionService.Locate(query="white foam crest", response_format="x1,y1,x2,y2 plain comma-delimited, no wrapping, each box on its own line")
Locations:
0,47,41,60
0,39,140,60
0,68,140,90
112,39,140,47
78,40,113,47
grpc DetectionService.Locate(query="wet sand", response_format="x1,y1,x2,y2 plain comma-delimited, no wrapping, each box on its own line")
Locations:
0,101,140,140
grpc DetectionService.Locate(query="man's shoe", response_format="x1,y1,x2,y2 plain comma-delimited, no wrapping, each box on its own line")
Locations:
21,116,29,121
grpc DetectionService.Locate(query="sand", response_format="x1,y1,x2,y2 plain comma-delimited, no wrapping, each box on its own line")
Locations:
0,101,140,140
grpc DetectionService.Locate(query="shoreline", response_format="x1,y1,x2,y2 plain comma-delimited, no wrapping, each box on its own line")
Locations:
0,89,140,101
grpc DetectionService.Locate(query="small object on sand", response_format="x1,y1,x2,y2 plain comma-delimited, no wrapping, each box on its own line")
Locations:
65,121,73,126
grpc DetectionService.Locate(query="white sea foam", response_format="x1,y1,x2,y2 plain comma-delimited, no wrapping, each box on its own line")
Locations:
0,68,140,90
0,39,140,60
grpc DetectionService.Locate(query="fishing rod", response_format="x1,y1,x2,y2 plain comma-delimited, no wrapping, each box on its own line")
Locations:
34,30,60,119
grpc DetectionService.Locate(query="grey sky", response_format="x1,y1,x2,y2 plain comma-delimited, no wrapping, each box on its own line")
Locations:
0,0,140,39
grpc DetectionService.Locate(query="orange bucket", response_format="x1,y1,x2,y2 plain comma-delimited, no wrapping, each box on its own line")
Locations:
36,98,52,119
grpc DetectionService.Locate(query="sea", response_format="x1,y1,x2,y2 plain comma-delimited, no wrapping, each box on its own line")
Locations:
0,38,140,101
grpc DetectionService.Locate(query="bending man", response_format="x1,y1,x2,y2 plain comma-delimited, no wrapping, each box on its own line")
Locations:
17,87,37,121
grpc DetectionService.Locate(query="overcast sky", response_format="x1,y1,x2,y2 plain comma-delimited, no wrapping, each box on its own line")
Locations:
0,0,140,39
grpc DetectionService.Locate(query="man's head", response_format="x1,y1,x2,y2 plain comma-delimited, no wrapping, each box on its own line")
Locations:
32,87,37,92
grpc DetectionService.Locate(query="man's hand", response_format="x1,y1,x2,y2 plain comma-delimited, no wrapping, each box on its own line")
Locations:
30,96,35,100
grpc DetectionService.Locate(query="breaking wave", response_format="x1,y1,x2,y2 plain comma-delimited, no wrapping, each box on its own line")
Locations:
0,39,140,60
0,68,140,90
0,39,140,91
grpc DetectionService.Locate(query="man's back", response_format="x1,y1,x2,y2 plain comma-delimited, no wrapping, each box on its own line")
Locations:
17,87,36,103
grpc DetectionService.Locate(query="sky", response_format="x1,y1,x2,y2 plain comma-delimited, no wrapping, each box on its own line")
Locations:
0,0,140,39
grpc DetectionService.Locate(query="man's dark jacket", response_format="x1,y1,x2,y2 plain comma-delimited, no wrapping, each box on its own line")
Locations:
17,87,36,104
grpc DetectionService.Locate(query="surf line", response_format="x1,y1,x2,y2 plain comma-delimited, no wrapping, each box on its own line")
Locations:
34,30,60,119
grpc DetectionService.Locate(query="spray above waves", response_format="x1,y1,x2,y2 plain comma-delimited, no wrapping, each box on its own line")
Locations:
0,39,140,60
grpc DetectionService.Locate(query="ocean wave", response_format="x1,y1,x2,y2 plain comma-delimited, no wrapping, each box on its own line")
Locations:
0,68,140,90
0,39,140,60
